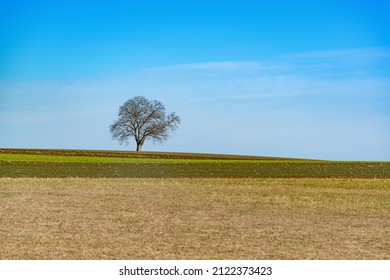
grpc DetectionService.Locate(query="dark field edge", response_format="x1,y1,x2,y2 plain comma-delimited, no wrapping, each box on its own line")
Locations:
1,162,389,178
0,148,313,161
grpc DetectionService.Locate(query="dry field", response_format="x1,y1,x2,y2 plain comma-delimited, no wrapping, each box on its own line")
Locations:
1,177,389,259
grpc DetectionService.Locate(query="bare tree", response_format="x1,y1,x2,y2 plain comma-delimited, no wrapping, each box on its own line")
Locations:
110,96,180,151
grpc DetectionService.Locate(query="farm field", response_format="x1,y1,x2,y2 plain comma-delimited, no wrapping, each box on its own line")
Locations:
1,148,389,178
0,149,389,259
1,177,389,259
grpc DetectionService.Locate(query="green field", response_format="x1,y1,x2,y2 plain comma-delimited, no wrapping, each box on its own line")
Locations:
0,150,313,163
1,148,389,178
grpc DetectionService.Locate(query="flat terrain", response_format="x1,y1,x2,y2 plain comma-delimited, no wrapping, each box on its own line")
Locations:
1,178,389,259
1,149,389,178
0,149,389,259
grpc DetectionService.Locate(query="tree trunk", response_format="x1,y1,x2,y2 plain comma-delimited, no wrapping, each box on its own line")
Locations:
136,143,143,152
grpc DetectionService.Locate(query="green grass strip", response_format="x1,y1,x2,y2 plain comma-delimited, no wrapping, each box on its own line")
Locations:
0,153,314,164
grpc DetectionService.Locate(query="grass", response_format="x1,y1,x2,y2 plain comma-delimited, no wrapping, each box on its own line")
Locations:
1,148,389,260
0,152,314,163
1,148,389,178
0,148,303,161
1,178,389,259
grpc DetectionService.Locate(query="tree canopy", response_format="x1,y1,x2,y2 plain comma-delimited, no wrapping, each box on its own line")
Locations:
110,96,180,151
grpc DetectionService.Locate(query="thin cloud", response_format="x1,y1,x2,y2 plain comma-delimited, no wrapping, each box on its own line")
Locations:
283,47,390,60
1,48,389,159
128,48,390,103
147,61,268,72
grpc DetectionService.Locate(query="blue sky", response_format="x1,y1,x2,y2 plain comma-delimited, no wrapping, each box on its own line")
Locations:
1,0,389,160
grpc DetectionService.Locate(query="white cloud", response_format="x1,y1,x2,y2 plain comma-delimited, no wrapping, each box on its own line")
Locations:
151,61,266,71
283,47,390,60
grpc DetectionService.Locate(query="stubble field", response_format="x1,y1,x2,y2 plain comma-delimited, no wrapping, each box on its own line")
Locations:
0,149,389,259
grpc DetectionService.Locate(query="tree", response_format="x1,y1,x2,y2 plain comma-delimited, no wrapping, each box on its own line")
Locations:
110,96,181,151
